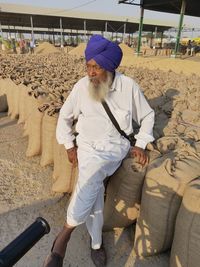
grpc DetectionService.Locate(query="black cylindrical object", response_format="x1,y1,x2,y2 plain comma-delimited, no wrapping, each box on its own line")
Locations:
0,217,50,267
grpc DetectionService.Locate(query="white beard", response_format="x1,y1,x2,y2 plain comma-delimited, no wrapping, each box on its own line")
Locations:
88,72,113,102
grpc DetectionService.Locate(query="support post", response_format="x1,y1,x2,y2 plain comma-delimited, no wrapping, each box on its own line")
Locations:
8,25,11,39
173,0,186,57
30,15,34,42
60,17,64,48
123,23,126,43
105,21,108,38
136,2,144,56
14,26,17,40
76,29,78,45
84,20,87,42
160,31,163,48
52,28,55,45
0,21,3,40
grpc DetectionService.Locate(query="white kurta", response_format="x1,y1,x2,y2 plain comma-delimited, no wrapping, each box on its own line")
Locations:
56,72,155,249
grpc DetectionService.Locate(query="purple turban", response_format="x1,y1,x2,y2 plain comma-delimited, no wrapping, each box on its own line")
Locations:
85,35,123,72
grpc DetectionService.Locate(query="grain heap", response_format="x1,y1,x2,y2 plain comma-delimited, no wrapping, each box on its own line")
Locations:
35,42,60,54
68,43,86,57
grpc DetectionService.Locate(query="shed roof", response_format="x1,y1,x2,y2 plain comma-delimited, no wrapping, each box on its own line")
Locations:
0,3,176,33
119,0,200,18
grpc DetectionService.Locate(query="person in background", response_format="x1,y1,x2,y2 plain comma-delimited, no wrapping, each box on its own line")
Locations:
43,34,155,267
30,39,35,54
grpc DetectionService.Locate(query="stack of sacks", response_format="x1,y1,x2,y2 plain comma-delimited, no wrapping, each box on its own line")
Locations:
134,136,200,257
170,178,200,267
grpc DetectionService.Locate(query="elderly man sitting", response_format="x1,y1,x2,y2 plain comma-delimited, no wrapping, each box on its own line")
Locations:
43,35,155,267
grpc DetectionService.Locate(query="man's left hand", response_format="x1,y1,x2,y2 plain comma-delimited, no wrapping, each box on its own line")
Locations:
129,146,148,167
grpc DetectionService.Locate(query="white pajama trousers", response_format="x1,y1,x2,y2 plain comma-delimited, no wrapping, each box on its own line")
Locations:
66,136,130,249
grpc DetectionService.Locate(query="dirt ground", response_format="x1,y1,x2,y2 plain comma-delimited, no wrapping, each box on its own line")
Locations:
0,114,169,266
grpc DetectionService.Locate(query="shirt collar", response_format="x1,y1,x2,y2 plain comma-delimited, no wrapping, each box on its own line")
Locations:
110,71,122,92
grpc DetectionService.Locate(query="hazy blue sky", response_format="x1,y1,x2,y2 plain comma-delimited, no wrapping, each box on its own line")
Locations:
1,0,200,36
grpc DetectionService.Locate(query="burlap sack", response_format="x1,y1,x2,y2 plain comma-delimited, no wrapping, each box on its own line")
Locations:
10,80,20,119
134,149,200,257
40,113,58,167
170,178,200,267
0,79,8,112
0,94,7,112
52,140,77,193
103,150,161,231
26,97,45,157
18,84,28,124
23,93,34,137
0,78,13,115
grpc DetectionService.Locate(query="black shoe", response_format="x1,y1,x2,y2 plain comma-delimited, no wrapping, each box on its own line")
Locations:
91,244,107,267
43,252,63,267
43,237,63,267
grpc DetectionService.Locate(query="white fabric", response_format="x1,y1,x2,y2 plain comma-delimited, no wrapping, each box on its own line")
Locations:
56,71,155,249
66,135,130,249
56,71,155,150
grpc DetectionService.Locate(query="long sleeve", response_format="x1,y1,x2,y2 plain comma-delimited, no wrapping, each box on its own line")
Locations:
132,82,155,149
56,85,80,149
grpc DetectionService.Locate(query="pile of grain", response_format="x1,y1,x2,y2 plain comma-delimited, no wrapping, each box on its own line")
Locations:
68,43,86,57
35,42,60,54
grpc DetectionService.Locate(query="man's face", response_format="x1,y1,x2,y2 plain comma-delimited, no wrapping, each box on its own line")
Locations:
86,59,107,87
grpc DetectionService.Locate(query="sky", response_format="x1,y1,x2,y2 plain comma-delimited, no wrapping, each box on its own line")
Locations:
1,0,200,37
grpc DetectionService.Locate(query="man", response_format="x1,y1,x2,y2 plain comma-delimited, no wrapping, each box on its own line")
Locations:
43,35,155,267
30,39,35,54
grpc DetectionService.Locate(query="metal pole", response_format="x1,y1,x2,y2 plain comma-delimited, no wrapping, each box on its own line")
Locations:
154,26,157,39
174,0,186,56
53,28,55,45
136,4,144,55
60,17,63,48
30,15,34,42
123,23,126,43
70,29,73,45
105,21,108,37
76,29,78,45
8,25,11,39
84,20,86,42
0,21,3,40
160,31,163,48
14,26,17,40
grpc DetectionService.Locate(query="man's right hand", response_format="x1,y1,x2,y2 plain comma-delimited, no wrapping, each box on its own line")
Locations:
66,147,78,166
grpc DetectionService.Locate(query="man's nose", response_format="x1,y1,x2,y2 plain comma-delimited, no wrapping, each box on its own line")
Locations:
88,68,97,77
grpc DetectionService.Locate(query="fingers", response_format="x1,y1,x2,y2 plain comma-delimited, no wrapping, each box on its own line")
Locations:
130,147,148,167
66,147,78,165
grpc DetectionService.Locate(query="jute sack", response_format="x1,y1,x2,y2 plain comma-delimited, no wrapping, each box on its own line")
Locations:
9,80,20,119
40,113,58,167
134,149,200,257
0,78,13,115
18,84,28,124
170,178,200,267
0,94,7,112
23,93,35,137
26,96,45,157
0,79,8,112
52,140,77,193
103,150,161,231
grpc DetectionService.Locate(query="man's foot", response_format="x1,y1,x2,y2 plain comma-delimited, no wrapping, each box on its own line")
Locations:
43,252,63,267
91,245,107,267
